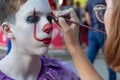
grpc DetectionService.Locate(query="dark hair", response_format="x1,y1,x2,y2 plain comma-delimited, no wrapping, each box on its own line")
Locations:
76,1,80,7
0,0,27,25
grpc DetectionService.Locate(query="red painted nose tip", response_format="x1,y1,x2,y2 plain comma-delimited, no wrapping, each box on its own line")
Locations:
42,23,53,34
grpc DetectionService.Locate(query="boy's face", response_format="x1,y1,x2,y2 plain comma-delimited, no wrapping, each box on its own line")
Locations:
12,0,53,55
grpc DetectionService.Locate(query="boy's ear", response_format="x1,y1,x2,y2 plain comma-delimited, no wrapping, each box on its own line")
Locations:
1,22,14,39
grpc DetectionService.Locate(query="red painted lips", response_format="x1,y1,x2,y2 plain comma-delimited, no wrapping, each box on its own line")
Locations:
41,38,52,44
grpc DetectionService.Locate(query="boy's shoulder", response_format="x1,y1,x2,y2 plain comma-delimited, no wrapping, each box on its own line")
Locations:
40,56,80,80
41,56,74,70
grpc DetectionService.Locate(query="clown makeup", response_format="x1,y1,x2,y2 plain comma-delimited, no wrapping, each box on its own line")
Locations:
12,0,53,55
33,8,53,44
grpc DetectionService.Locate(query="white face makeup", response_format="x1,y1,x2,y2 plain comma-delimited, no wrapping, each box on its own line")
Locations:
11,0,53,55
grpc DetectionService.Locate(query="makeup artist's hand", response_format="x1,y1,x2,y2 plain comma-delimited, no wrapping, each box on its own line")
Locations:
57,8,103,80
57,8,80,49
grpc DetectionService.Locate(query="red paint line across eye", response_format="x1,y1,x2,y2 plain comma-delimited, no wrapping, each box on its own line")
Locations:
33,8,51,44
33,8,41,41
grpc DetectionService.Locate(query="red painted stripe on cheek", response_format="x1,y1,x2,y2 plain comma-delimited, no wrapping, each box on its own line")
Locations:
33,8,52,44
33,8,42,41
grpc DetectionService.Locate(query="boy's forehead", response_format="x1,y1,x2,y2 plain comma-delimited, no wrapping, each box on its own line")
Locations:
18,0,51,14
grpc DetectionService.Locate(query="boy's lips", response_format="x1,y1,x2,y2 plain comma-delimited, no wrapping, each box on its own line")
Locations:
41,38,52,44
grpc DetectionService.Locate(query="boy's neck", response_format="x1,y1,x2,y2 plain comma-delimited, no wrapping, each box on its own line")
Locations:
0,49,41,80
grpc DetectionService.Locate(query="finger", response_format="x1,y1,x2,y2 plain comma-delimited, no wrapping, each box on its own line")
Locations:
57,8,80,23
56,8,74,17
114,66,120,72
56,10,70,17
69,9,80,23
56,8,76,17
58,17,70,32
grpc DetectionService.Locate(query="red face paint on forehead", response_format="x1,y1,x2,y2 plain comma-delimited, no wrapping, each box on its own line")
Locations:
33,8,52,44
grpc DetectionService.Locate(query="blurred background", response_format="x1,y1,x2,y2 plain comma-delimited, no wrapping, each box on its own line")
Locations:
0,0,120,80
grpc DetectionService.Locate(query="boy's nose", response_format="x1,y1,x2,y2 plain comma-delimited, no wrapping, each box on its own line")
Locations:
42,23,53,34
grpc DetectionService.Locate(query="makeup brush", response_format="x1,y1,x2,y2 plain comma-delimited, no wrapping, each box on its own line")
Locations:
50,15,106,35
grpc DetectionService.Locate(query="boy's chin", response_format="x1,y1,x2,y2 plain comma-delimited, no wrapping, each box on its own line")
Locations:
33,47,48,56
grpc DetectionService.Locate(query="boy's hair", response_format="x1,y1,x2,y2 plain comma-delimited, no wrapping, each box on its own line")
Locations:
0,0,27,25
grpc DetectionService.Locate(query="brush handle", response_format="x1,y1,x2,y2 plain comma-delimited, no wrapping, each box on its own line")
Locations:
51,15,106,35
64,18,106,35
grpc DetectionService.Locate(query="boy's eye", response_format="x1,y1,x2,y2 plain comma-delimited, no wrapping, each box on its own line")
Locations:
47,15,53,24
26,15,40,23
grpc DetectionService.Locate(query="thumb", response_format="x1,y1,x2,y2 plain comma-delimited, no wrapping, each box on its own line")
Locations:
58,17,69,32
